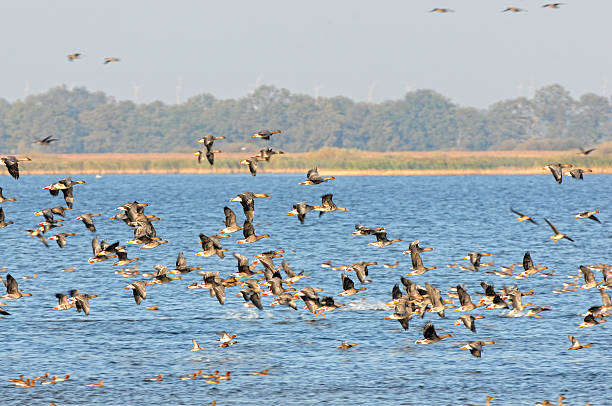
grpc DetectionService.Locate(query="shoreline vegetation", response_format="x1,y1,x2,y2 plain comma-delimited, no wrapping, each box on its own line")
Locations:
4,148,612,176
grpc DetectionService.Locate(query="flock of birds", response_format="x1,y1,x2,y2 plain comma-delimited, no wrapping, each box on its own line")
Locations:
431,3,566,13
0,130,608,405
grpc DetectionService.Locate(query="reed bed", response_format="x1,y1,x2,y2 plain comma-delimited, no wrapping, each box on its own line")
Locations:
6,148,612,175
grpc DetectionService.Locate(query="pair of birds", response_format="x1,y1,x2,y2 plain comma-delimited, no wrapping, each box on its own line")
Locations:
510,208,581,242
195,134,225,165
543,163,592,183
288,193,348,224
67,53,119,64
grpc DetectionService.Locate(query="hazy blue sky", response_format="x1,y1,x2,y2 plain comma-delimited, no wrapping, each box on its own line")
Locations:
2,1,611,107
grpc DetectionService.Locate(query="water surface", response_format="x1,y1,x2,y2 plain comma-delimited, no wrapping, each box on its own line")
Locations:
1,174,610,405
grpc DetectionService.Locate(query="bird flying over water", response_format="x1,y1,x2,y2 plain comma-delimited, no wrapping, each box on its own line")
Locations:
510,207,537,224
542,163,572,184
544,218,574,242
299,168,336,185
575,210,601,223
240,157,258,176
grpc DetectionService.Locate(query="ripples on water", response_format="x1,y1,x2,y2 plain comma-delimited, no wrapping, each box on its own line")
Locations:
1,174,610,405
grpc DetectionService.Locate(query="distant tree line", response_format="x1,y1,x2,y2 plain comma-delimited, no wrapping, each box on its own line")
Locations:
0,84,610,154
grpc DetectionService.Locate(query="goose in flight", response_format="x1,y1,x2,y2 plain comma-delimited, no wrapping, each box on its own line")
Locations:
338,273,367,296
33,135,58,145
575,211,600,223
219,206,243,234
542,3,564,8
299,168,336,185
544,218,574,242
415,321,452,344
287,201,315,224
230,192,269,222
510,207,537,224
237,220,271,244
251,129,281,140
576,147,595,155
542,163,572,184
1,156,31,179
369,228,402,247
460,340,495,358
454,314,484,333
564,168,592,180
239,157,258,176
1,274,32,299
567,335,590,350
313,194,348,215
125,280,147,304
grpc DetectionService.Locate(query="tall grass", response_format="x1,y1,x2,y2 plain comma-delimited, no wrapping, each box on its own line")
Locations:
8,148,612,175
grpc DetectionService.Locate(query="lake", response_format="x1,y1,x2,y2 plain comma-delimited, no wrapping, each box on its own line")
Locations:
1,174,610,405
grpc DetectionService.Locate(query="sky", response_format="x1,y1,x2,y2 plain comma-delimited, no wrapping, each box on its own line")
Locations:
1,0,611,108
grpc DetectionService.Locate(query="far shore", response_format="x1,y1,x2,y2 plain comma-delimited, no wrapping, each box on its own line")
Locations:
2,150,610,176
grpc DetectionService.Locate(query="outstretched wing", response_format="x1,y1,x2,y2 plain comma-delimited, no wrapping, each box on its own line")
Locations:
544,218,560,235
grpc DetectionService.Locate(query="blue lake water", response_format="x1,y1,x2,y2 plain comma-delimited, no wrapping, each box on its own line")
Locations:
1,174,610,405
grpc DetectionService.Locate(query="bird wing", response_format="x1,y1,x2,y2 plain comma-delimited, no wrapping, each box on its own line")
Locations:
422,321,438,340
176,252,187,269
321,194,334,207
544,218,560,235
91,237,101,256
213,283,225,305
342,274,355,291
510,207,525,217
456,285,472,307
600,289,611,306
306,168,320,182
580,266,595,285
410,250,424,269
223,207,237,227
3,157,20,179
568,335,579,347
522,252,534,270
242,220,255,238
5,274,19,294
